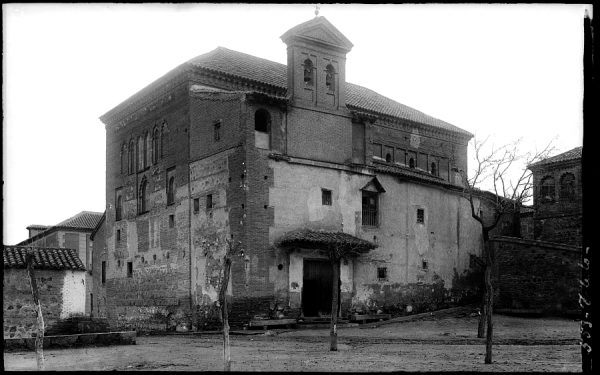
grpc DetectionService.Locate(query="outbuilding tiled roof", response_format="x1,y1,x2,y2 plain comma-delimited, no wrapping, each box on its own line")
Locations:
277,229,377,254
56,211,104,230
187,47,472,137
4,246,86,271
529,146,582,169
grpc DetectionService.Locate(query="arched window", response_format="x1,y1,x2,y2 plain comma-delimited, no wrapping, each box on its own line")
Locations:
254,109,271,149
128,139,135,174
120,144,127,174
167,176,175,205
325,64,335,92
539,176,555,202
146,132,152,167
138,178,148,214
409,158,415,169
115,189,123,221
303,59,314,85
431,162,437,176
138,136,145,171
385,153,392,163
161,121,168,159
559,173,575,200
152,127,160,164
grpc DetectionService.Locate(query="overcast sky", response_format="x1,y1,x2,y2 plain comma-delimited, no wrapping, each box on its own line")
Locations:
3,3,589,245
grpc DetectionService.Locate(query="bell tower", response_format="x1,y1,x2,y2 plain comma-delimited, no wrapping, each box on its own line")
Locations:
281,16,353,111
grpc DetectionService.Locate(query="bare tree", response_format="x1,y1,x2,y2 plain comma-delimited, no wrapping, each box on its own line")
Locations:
26,250,45,371
217,238,243,371
460,136,555,364
324,241,376,351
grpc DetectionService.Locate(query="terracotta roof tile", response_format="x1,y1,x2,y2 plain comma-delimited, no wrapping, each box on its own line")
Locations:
187,47,472,137
277,229,377,253
4,246,86,271
55,211,104,230
529,146,582,168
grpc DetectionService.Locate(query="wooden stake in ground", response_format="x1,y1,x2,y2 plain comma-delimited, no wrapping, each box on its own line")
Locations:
329,259,340,351
218,239,242,372
26,250,45,371
219,255,232,372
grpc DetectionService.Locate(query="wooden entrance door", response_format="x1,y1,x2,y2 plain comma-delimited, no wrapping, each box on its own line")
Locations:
302,259,333,317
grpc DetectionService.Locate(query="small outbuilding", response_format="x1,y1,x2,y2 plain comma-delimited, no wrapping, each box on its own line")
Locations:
3,246,87,339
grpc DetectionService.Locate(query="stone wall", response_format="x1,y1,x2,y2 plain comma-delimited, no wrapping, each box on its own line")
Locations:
3,269,86,338
491,236,580,315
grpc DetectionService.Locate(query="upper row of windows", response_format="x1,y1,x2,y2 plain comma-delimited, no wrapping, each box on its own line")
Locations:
373,143,446,178
539,172,577,202
120,122,168,175
303,59,336,92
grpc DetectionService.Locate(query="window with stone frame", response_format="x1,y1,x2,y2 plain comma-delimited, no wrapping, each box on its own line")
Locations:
121,143,127,174
303,59,314,85
362,191,379,226
115,188,123,221
254,109,271,149
325,64,336,92
321,189,332,206
559,173,575,200
214,120,221,142
161,121,168,159
166,167,175,206
128,139,135,174
138,178,148,214
539,176,555,202
152,127,160,164
377,267,387,280
138,136,145,171
145,132,152,167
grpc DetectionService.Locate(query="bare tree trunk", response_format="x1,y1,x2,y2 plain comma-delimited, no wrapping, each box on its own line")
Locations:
220,257,232,372
26,252,45,371
484,243,494,364
330,259,340,351
477,289,487,338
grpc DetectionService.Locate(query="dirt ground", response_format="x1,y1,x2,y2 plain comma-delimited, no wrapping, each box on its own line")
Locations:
3,315,582,372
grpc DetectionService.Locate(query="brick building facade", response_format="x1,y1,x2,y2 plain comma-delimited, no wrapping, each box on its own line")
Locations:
529,146,582,247
99,16,493,331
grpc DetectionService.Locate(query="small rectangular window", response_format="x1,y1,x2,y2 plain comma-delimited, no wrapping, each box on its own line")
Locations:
417,209,425,224
127,262,133,278
206,194,213,211
116,229,121,241
193,198,200,214
377,267,387,280
214,120,221,142
169,214,175,228
101,261,106,284
321,189,332,206
422,259,429,270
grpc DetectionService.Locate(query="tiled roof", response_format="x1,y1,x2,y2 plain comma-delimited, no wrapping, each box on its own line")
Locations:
26,225,50,230
529,146,582,169
4,246,86,271
277,229,377,253
187,47,472,137
55,211,104,230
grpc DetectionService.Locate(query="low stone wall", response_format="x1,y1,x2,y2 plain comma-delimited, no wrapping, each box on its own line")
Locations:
4,269,65,339
3,331,136,351
491,236,580,316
